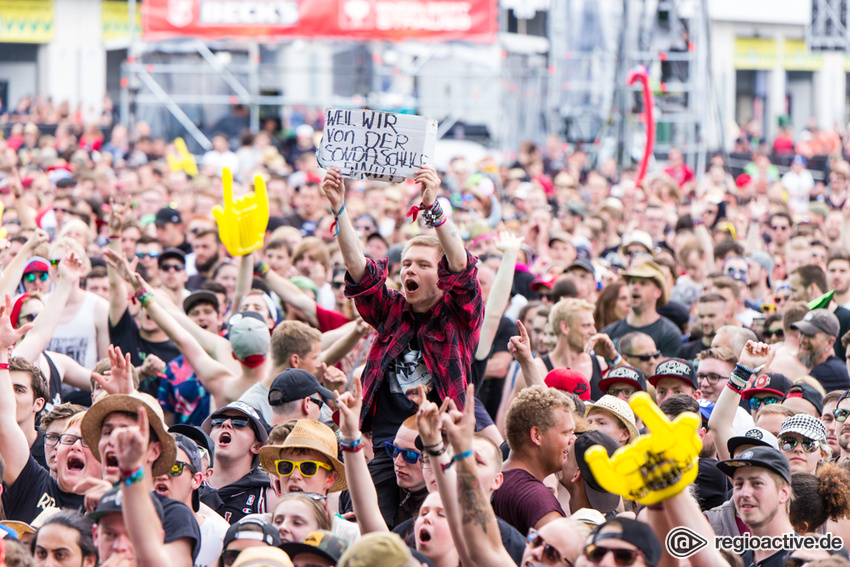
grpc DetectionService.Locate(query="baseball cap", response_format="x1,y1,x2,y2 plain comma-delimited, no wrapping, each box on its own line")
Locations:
649,358,697,389
228,311,271,364
698,399,715,421
792,309,840,337
716,446,792,484
158,247,186,268
741,372,793,401
232,547,293,567
268,369,334,406
530,274,558,292
183,290,219,315
24,256,49,274
155,207,182,226
548,232,572,247
620,231,654,255
338,532,412,567
589,518,662,567
89,486,164,523
782,383,824,415
574,430,621,513
598,365,647,394
779,413,827,442
222,516,281,549
568,258,595,277
281,530,349,564
727,427,780,457
172,434,203,512
202,400,270,444
748,251,775,276
168,424,215,464
571,508,607,527
544,368,591,401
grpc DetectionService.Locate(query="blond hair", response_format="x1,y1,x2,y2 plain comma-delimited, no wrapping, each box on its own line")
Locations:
550,298,595,338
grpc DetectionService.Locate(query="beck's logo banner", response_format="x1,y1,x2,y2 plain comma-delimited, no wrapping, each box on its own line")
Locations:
143,0,498,42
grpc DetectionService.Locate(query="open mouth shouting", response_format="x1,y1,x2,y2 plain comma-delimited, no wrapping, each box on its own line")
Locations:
418,526,432,545
218,432,232,447
66,455,86,473
104,452,120,471
154,480,170,496
405,279,420,294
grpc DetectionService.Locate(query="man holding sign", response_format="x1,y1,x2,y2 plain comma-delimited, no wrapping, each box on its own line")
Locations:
321,164,482,527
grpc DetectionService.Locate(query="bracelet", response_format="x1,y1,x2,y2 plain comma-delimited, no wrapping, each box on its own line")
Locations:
425,444,447,457
440,449,473,471
255,260,269,277
606,354,623,367
726,380,744,394
330,202,346,237
735,363,753,376
339,436,361,449
136,291,153,306
0,362,9,370
340,441,364,453
729,366,751,390
121,467,144,487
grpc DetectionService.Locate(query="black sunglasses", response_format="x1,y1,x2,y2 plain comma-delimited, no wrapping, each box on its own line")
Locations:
784,557,808,567
23,272,48,283
160,264,184,272
528,529,573,566
385,442,421,464
764,329,785,338
585,544,642,566
210,415,250,428
623,351,661,362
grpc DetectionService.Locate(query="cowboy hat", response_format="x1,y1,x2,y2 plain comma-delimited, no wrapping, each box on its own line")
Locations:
259,419,346,492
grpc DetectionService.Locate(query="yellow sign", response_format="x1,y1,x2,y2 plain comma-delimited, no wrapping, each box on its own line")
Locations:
784,39,823,71
102,0,141,43
734,37,777,70
0,1,53,44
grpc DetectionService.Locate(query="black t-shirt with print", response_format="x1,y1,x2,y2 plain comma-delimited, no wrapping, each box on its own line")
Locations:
2,455,84,523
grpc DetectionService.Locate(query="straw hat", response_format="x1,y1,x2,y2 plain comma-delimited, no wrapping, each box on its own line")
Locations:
81,392,177,477
258,419,346,492
586,395,640,443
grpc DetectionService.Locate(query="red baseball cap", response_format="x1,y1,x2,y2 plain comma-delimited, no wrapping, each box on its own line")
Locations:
545,368,591,401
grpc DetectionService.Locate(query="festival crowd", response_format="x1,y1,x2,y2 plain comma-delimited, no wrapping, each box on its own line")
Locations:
0,107,850,567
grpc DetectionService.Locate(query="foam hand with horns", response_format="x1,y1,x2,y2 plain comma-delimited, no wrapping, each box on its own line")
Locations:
212,167,269,257
166,137,198,177
584,391,701,505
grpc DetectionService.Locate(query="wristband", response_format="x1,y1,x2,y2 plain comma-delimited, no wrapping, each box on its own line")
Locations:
735,363,754,375
255,260,269,277
440,449,473,472
330,202,346,237
120,467,144,487
340,441,364,453
425,444,447,457
136,291,153,307
726,380,744,394
0,362,9,370
729,365,751,390
691,218,705,226
606,354,623,367
339,436,362,449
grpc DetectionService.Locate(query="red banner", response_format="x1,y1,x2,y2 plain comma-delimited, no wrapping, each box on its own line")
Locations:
142,0,498,43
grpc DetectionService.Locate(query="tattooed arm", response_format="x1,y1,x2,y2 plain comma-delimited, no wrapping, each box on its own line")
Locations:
442,385,514,566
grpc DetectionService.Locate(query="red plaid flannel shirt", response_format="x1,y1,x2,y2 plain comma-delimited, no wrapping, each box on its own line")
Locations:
345,250,483,431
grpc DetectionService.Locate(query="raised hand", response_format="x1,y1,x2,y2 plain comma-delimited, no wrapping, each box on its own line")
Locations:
496,231,523,254
112,405,149,472
586,333,618,362
441,383,476,454
335,375,363,440
108,198,128,236
92,345,136,395
415,385,445,447
138,354,165,383
321,362,347,394
212,167,269,257
22,228,49,254
507,320,533,364
321,167,344,212
57,250,86,283
0,294,32,348
739,340,771,371
104,248,139,287
414,166,440,208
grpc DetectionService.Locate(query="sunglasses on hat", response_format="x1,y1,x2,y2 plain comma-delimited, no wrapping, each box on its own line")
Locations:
585,544,643,566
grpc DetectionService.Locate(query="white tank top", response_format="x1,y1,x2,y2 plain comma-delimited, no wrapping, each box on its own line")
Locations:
47,292,99,370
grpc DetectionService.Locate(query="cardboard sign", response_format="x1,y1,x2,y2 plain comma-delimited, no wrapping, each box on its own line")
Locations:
316,108,438,183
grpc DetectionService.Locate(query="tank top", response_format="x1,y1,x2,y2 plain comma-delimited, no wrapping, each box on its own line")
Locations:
47,292,99,370
541,354,605,400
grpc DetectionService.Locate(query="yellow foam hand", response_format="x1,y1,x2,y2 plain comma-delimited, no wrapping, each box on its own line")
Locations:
0,200,7,239
584,392,701,505
166,138,198,177
212,168,269,257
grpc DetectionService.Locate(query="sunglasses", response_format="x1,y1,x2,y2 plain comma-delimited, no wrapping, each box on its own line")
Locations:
749,396,780,411
274,459,332,477
169,461,197,477
210,415,250,428
44,432,61,447
780,436,819,453
764,329,785,339
725,267,748,277
23,272,48,283
771,225,790,231
160,264,184,272
136,252,161,259
585,544,643,566
784,557,808,567
623,351,661,362
58,434,88,448
49,259,61,267
385,441,422,464
19,312,38,323
834,408,850,423
527,528,573,566
331,281,345,289
697,372,725,385
608,388,637,398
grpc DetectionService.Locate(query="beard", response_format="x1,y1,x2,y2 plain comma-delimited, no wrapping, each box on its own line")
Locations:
195,252,220,274
798,351,816,368
839,431,850,452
